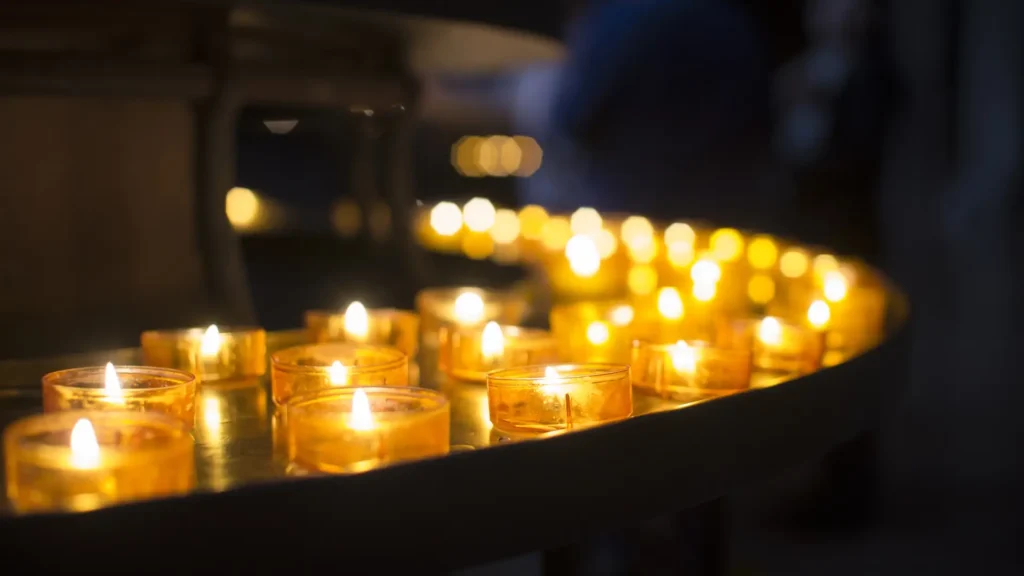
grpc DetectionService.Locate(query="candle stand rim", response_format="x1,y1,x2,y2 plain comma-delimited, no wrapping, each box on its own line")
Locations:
3,410,193,468
271,343,407,375
486,363,630,383
140,325,266,339
631,339,749,354
285,386,450,421
449,323,556,342
42,365,196,393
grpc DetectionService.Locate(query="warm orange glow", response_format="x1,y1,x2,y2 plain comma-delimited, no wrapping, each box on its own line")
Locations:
667,241,695,268
349,388,374,431
594,228,618,259
329,361,349,385
463,197,496,232
69,418,100,469
813,254,840,278
709,228,744,262
570,207,603,235
430,202,463,236
226,187,261,229
627,265,658,295
586,321,610,345
481,321,505,360
518,205,549,240
747,275,776,304
758,317,783,346
566,234,601,277
200,324,221,357
490,208,521,244
692,282,717,302
670,341,698,374
453,292,485,324
664,222,696,246
690,259,722,284
620,216,654,244
780,249,810,278
657,287,684,320
609,305,634,326
344,301,369,341
823,271,849,302
103,362,122,401
540,217,572,251
808,300,831,328
747,236,779,269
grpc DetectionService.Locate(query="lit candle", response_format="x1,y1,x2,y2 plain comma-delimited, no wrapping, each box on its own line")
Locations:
714,316,824,376
631,340,752,400
270,343,409,405
486,364,632,434
141,324,267,382
3,411,194,513
305,302,419,357
549,301,638,363
284,386,449,474
42,364,197,427
439,321,559,383
415,287,528,347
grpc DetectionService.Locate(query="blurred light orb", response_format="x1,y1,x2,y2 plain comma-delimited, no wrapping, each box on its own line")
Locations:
463,197,496,232
664,222,696,246
566,235,601,278
780,249,810,278
226,187,260,229
570,207,603,235
490,209,521,244
430,201,463,236
747,236,779,269
518,205,549,240
709,228,744,262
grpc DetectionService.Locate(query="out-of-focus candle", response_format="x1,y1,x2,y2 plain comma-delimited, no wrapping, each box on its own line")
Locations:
486,364,632,434
416,287,528,347
42,364,196,427
270,343,408,405
305,302,419,357
715,316,824,376
141,324,267,382
550,302,638,363
3,411,194,513
285,387,449,474
632,340,752,400
439,321,559,382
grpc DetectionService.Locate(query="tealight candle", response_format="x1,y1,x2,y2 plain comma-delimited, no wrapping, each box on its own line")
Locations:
42,363,197,427
285,387,450,474
714,316,824,375
141,324,267,382
631,340,752,400
486,364,632,434
550,301,640,363
3,411,194,513
270,343,408,405
305,302,420,357
439,321,559,383
415,287,528,347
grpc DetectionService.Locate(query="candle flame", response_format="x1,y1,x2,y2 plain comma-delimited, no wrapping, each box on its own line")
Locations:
808,300,831,329
823,271,848,302
586,321,609,345
657,287,684,320
70,418,100,469
349,388,374,431
343,301,370,341
481,321,505,360
670,341,698,374
758,317,783,346
201,324,222,357
103,362,123,404
541,366,563,385
608,305,634,326
328,361,349,386
453,291,485,324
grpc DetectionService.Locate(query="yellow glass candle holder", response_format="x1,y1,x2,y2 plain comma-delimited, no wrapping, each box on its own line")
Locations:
42,365,197,427
4,411,194,513
416,286,528,347
439,321,560,383
141,325,267,382
271,343,408,405
631,340,752,400
305,304,419,357
486,364,633,434
714,316,824,375
285,386,450,474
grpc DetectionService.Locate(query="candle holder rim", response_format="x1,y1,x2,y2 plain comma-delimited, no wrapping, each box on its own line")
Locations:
631,340,753,359
416,285,519,303
42,365,197,392
284,386,450,419
449,322,555,340
271,343,407,373
140,325,266,339
486,362,629,383
3,410,193,468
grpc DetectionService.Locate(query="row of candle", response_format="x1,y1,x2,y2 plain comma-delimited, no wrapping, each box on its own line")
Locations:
3,272,884,514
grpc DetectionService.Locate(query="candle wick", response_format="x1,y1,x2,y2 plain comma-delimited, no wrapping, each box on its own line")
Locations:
564,393,573,430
